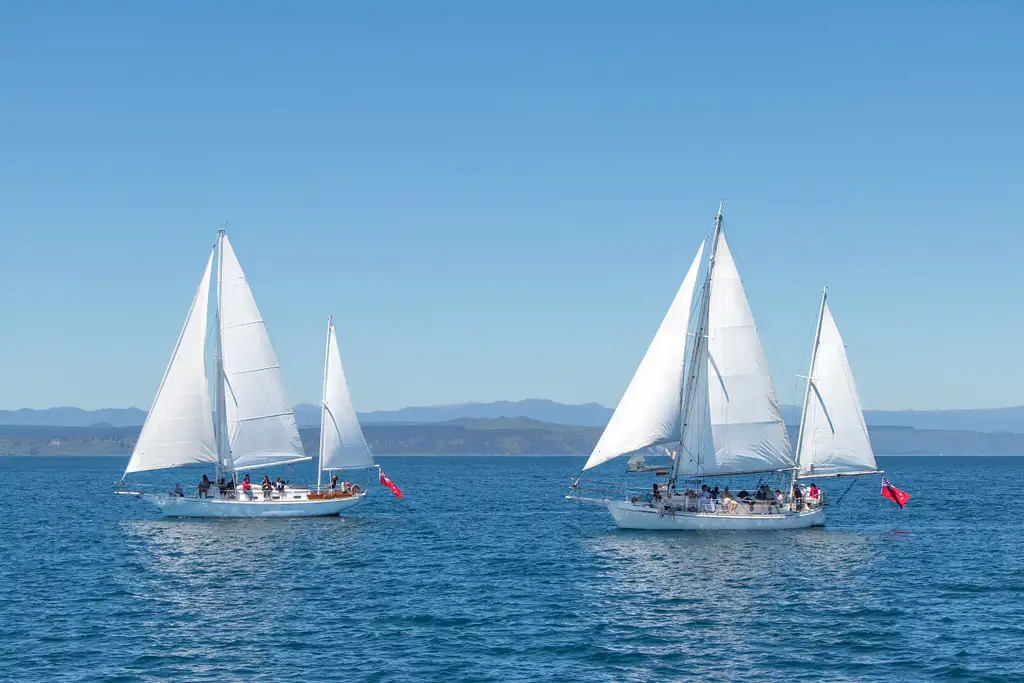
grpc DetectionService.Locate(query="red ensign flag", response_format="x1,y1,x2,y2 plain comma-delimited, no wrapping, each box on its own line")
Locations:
379,470,403,499
880,478,910,509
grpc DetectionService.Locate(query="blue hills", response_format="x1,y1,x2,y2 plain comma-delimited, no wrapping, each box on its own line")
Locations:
3,399,1024,433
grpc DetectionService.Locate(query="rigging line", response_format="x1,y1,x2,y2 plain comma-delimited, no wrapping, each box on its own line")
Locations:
832,475,861,506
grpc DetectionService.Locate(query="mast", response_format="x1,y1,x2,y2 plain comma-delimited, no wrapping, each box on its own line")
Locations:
214,229,232,480
671,203,724,485
317,316,332,493
792,287,828,491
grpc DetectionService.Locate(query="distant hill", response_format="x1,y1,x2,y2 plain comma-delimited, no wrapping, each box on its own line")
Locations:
9,400,1024,435
4,419,1024,457
353,399,614,427
0,407,148,428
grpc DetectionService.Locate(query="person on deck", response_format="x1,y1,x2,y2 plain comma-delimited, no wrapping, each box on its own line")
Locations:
241,474,253,500
721,487,738,514
330,474,339,491
261,475,273,500
792,482,804,511
275,477,286,493
775,489,785,507
651,483,662,502
197,474,212,498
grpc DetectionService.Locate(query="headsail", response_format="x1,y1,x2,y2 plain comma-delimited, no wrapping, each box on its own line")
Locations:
124,249,218,475
698,233,795,476
218,235,308,470
583,242,705,471
796,300,877,477
319,319,374,471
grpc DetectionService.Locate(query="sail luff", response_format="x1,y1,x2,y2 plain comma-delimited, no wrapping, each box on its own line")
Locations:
793,288,828,477
317,316,331,492
124,247,218,475
672,208,723,482
583,241,706,471
214,230,232,474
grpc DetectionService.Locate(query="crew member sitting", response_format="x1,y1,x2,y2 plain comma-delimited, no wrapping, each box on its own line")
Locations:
261,475,273,500
197,474,212,498
241,473,253,499
651,483,662,502
721,487,738,514
330,473,339,491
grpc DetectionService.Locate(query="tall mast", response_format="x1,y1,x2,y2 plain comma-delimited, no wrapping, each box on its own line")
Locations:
317,316,333,493
214,229,232,478
671,203,724,485
792,287,828,488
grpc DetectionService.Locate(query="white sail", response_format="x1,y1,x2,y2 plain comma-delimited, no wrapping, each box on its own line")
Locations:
797,302,877,477
583,243,705,471
702,234,794,475
320,320,374,471
218,235,308,470
124,250,218,475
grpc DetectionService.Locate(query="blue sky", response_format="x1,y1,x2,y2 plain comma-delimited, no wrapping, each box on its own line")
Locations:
1,1,1021,412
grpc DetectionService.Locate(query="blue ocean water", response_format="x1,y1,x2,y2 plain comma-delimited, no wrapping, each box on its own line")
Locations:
1,455,1021,682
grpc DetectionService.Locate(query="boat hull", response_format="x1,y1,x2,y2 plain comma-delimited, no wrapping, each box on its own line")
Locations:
143,492,366,518
606,499,825,530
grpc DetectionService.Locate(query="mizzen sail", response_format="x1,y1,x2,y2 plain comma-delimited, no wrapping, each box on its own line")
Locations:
319,319,374,471
796,301,877,477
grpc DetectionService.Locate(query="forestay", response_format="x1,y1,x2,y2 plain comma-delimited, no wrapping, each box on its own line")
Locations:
700,234,794,475
583,243,705,471
218,235,307,469
796,303,877,477
320,320,374,470
125,250,218,474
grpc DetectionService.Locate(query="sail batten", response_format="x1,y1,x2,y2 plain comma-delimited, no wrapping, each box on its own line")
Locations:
218,234,307,470
124,249,218,475
583,242,706,471
796,302,877,477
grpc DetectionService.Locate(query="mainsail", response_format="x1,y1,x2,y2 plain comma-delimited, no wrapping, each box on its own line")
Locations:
218,235,308,470
697,233,795,476
583,243,705,471
124,249,218,474
796,297,877,477
319,318,374,471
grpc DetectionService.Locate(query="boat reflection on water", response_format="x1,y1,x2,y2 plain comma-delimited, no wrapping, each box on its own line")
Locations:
579,529,883,663
119,517,373,605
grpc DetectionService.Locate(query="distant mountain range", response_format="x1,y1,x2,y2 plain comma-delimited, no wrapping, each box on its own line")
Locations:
3,418,1024,457
6,399,1024,434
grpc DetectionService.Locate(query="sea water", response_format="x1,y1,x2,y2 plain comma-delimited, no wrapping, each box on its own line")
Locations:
1,455,1021,682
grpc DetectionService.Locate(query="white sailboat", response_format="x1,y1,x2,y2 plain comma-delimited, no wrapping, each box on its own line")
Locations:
571,205,825,530
793,289,881,483
119,232,367,517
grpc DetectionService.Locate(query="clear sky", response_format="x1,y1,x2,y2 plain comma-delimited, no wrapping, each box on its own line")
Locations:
1,1,1021,412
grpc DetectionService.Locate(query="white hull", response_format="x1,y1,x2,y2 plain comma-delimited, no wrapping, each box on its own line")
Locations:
606,499,825,531
139,491,366,518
